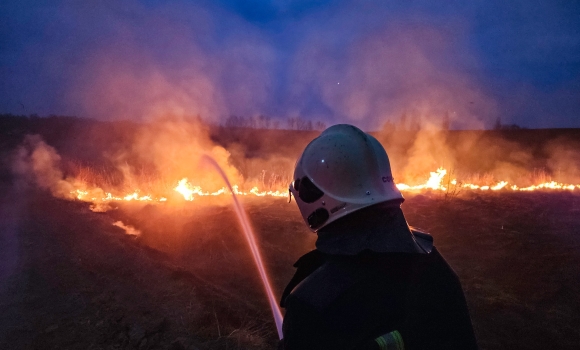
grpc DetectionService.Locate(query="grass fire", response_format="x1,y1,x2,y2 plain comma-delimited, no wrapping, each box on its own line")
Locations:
2,1,579,348
67,167,580,207
11,126,580,214
1,115,580,349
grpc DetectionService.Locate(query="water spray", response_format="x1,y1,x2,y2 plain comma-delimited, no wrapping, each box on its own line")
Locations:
201,155,284,339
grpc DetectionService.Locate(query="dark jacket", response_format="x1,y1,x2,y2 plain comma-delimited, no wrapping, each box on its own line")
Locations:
279,247,478,350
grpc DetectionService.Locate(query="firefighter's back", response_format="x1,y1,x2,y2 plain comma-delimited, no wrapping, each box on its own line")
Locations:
282,248,478,350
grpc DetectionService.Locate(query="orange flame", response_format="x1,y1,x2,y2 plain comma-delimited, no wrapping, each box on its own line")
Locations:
112,221,141,236
395,168,580,193
67,167,580,212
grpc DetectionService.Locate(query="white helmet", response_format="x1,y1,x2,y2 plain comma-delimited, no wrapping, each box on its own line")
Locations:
290,124,404,232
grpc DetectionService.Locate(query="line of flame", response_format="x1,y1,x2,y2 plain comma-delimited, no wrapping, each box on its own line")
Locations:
395,168,580,192
71,169,580,204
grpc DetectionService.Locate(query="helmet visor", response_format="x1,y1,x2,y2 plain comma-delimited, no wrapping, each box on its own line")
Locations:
293,177,324,204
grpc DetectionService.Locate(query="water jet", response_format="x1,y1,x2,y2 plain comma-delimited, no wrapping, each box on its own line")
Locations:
201,155,284,339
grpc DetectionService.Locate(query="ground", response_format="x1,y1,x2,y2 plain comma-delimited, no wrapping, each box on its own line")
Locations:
1,181,580,349
1,118,579,349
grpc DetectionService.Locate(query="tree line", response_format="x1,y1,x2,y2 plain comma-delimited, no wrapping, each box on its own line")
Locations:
381,112,524,132
223,115,326,131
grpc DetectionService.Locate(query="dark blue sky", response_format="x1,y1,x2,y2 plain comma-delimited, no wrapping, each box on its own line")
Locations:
1,0,579,128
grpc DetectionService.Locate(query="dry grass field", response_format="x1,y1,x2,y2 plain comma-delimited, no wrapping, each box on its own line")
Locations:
1,184,579,349
1,117,580,349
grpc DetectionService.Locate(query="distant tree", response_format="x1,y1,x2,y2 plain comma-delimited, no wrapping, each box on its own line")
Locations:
247,116,256,128
502,123,522,130
258,115,271,129
286,117,297,130
226,115,327,130
296,118,306,130
295,117,311,130
493,117,502,130
314,121,327,130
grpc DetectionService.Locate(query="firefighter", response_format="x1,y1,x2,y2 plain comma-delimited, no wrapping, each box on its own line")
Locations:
280,124,477,350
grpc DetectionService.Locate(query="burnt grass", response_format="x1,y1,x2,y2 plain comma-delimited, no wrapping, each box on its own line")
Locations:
2,183,580,350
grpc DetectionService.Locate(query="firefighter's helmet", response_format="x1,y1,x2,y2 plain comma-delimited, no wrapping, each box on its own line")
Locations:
290,124,403,232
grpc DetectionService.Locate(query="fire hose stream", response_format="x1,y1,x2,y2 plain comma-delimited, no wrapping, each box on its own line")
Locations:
201,155,284,339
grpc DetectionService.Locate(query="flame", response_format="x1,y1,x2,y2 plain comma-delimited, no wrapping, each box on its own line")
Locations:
396,168,448,191
394,168,580,193
112,221,141,236
174,178,197,200
65,167,580,212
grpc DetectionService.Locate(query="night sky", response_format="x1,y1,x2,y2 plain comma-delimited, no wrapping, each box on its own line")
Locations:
1,0,579,129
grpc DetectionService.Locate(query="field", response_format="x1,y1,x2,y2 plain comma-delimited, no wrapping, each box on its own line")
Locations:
1,116,580,349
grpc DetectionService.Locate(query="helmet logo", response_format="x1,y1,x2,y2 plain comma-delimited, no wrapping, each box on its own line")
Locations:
330,202,347,214
382,176,393,183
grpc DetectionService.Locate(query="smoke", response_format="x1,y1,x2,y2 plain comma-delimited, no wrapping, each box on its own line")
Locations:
287,20,496,129
545,140,580,184
398,130,456,184
12,135,77,199
4,1,580,193
376,126,580,187
64,0,276,123
3,1,579,127
0,0,501,131
9,121,246,208
117,117,243,193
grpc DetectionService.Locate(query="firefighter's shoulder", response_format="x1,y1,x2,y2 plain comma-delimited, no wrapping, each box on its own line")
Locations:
288,259,370,311
409,226,433,254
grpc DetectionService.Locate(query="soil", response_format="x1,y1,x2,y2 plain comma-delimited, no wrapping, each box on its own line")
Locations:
1,117,579,349
1,182,580,349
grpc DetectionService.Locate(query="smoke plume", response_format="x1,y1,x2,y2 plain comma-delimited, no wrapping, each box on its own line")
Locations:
12,135,77,199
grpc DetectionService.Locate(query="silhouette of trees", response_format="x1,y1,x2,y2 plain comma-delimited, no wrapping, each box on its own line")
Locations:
224,115,325,130
314,121,326,130
493,117,525,130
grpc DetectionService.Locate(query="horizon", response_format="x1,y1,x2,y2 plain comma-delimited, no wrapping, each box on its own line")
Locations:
3,112,580,132
1,1,579,129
